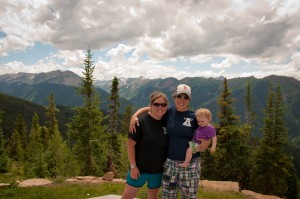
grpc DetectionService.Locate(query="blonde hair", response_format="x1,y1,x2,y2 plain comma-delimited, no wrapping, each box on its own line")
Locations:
149,91,168,105
195,108,212,122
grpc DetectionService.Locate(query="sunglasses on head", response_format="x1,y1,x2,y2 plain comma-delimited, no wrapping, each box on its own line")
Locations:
175,95,189,100
152,103,167,107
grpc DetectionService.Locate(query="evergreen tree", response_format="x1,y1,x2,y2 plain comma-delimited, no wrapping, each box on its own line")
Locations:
217,78,239,126
44,92,79,177
113,105,133,177
252,85,298,197
0,109,8,173
45,130,80,177
44,92,57,145
202,77,251,189
8,114,27,160
106,76,121,173
68,48,107,176
25,113,46,178
244,81,256,126
107,76,120,135
120,105,133,135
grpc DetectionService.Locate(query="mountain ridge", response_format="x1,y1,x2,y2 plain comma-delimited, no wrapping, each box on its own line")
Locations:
1,70,300,139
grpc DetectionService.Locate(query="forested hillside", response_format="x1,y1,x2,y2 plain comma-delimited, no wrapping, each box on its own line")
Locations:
0,93,74,139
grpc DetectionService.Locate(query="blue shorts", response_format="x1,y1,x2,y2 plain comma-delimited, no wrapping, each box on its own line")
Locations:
125,170,163,189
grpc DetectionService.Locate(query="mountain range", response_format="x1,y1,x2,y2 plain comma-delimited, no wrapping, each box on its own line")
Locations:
1,70,300,139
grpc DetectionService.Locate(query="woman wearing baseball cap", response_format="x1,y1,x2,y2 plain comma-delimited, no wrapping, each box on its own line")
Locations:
130,84,209,199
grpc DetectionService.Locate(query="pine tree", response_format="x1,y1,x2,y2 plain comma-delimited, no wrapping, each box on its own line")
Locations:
252,85,297,197
45,130,80,177
25,113,46,178
107,76,120,135
112,105,133,177
106,76,121,174
0,109,8,173
217,78,239,126
8,114,27,160
202,77,251,188
68,48,107,176
44,92,79,177
44,92,57,143
120,105,133,135
244,81,256,126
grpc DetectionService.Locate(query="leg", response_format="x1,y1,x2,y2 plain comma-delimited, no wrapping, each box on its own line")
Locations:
162,159,179,199
178,147,193,168
122,171,145,199
122,184,139,199
178,158,201,199
147,188,160,199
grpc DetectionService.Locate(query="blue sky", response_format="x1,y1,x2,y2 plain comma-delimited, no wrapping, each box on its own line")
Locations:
1,0,300,81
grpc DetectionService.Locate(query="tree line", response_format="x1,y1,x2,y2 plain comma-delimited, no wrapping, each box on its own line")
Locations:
0,48,299,198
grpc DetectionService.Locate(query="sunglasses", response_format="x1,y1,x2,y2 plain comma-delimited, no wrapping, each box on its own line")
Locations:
152,103,167,107
175,95,190,100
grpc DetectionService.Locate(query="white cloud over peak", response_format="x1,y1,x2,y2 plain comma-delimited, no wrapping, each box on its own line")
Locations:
0,0,300,81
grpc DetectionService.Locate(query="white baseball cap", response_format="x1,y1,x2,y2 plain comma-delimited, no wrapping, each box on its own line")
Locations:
175,84,191,98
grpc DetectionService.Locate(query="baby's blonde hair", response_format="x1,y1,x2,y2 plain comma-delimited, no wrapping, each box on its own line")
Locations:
195,108,212,122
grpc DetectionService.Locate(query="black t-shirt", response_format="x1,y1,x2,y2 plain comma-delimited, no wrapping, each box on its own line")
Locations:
128,112,168,173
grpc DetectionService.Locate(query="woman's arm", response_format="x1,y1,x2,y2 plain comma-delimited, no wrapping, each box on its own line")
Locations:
127,139,140,179
129,107,150,133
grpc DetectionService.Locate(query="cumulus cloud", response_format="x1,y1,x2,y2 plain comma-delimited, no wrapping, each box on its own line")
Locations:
0,0,300,81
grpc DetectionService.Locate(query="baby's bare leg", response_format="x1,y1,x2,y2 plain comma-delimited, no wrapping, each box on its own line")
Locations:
178,147,193,168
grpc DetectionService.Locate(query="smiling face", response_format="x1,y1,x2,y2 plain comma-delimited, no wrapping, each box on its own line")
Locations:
173,93,190,112
149,92,168,120
150,97,168,119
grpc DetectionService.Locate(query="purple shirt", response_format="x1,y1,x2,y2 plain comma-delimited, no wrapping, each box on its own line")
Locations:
193,125,216,143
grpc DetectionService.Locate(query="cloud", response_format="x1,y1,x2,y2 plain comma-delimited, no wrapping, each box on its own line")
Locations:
1,0,300,81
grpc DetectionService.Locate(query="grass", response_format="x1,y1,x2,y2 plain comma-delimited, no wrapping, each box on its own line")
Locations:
0,183,249,199
0,174,249,199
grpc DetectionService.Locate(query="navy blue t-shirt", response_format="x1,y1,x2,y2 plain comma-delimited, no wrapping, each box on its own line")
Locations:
165,106,199,161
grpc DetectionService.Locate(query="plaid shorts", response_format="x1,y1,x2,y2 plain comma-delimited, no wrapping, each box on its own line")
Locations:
162,158,201,199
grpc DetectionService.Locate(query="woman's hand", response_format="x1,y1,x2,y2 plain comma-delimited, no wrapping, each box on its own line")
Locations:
198,139,211,152
129,116,139,133
130,167,140,179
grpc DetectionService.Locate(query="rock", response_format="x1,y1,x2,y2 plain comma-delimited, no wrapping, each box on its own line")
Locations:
17,178,53,187
241,190,283,199
102,171,115,181
200,180,239,192
0,182,10,188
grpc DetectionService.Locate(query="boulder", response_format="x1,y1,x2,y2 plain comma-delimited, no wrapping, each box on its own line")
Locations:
102,171,115,181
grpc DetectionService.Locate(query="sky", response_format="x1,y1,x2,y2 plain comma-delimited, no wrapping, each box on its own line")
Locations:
1,0,300,81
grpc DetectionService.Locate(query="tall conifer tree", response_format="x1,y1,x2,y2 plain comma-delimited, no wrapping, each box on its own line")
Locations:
26,113,46,177
0,110,8,172
203,77,251,189
106,76,121,173
244,81,256,126
45,92,79,177
8,114,27,161
120,105,133,135
68,48,107,175
252,85,297,197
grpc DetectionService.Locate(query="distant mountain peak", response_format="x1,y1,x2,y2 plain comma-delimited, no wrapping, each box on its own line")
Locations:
0,70,81,87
